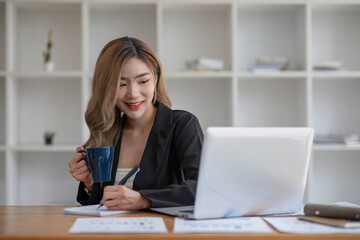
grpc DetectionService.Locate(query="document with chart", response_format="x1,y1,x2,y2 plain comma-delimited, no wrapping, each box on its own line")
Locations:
173,217,273,233
69,217,168,233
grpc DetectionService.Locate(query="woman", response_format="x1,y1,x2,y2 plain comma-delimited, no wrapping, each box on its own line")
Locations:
68,37,203,210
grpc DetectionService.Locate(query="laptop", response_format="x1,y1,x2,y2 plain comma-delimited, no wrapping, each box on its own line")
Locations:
151,127,314,219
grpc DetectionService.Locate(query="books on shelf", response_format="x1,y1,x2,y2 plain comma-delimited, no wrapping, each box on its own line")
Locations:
248,56,289,72
248,65,283,72
314,133,345,144
314,133,360,146
299,202,360,228
313,60,343,71
345,135,360,146
185,58,224,71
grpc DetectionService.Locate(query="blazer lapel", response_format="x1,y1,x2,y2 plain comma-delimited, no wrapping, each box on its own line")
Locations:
133,102,173,189
107,116,125,187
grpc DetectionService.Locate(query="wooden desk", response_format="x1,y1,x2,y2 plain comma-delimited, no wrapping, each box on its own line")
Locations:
0,206,359,240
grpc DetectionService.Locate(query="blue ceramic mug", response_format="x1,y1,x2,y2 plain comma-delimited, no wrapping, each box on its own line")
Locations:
85,146,114,182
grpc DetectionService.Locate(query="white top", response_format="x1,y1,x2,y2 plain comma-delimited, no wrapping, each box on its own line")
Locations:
114,168,138,189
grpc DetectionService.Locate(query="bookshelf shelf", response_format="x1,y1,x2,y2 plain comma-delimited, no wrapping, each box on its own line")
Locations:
0,76,4,146
10,144,78,152
237,77,307,127
311,3,360,72
164,71,233,79
1,0,359,206
10,2,82,72
12,77,83,147
11,71,83,79
89,3,157,73
313,144,360,151
313,79,360,137
167,77,232,130
0,152,4,205
161,3,232,72
237,4,306,72
0,2,4,72
237,71,307,78
312,71,360,79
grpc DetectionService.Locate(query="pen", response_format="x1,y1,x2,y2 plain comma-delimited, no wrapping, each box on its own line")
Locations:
97,165,141,209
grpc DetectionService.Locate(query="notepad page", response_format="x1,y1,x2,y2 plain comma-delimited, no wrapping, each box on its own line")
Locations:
264,217,360,234
63,204,131,216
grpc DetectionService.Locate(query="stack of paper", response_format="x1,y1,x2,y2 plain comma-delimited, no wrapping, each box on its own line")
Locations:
249,56,289,72
185,58,224,71
264,217,360,234
265,202,360,233
345,135,360,146
313,60,343,71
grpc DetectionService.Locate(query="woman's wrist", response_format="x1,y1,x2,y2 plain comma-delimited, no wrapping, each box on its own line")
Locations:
139,194,152,209
84,181,93,192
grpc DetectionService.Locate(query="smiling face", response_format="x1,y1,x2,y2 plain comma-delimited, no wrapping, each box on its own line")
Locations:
116,57,157,122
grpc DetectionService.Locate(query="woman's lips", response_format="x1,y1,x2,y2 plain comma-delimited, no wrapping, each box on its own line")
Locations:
126,101,144,110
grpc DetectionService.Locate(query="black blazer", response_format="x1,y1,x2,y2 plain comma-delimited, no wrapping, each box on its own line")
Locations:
77,102,204,208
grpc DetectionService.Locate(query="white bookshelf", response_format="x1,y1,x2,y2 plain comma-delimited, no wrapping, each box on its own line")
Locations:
0,2,4,72
237,4,306,72
11,144,78,152
167,77,232,130
236,77,307,127
313,144,360,151
0,151,5,205
1,0,360,205
0,76,5,146
161,4,232,72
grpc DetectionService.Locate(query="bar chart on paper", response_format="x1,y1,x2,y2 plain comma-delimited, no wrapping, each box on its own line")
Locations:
173,217,273,233
69,217,168,233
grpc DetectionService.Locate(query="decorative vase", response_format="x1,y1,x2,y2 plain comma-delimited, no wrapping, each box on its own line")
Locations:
44,61,54,72
45,137,53,145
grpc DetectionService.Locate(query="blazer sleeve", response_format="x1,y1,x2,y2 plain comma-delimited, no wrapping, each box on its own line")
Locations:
76,182,103,205
139,114,203,207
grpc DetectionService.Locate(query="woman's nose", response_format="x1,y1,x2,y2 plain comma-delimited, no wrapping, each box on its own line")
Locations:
127,84,140,98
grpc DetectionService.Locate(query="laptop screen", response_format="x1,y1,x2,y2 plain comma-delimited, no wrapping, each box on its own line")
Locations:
193,127,314,219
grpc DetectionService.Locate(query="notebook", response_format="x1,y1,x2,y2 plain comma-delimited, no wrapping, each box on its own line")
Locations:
63,204,131,216
151,127,314,219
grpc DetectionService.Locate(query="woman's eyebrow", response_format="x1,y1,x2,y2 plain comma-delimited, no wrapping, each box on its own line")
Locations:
121,72,150,80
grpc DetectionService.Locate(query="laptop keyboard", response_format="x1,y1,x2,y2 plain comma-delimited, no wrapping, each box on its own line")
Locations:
178,209,194,213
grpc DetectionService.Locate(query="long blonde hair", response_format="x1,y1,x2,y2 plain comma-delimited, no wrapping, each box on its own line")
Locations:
84,37,171,148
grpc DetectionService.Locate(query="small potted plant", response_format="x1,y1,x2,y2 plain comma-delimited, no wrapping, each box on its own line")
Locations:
43,29,54,72
44,131,55,145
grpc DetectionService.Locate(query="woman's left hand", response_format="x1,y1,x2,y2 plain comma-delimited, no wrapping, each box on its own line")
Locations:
102,186,152,210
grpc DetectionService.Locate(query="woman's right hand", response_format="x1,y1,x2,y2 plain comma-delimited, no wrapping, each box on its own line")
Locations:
68,147,93,192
